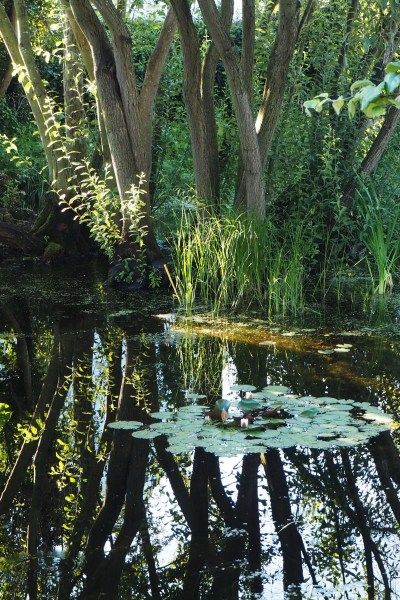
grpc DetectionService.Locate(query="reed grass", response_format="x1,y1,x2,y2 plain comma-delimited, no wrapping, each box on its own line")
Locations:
357,181,400,294
172,209,317,316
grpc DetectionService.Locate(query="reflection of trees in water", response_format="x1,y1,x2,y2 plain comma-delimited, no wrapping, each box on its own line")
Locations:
0,314,400,598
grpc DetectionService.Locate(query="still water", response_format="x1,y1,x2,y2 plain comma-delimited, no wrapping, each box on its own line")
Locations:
0,263,400,599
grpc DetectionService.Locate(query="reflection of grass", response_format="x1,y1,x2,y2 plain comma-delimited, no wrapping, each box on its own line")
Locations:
175,330,227,401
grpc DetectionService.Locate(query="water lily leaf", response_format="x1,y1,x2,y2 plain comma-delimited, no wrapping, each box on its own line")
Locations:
300,408,319,418
167,444,191,454
230,384,257,393
334,437,364,447
149,422,177,433
132,429,162,440
238,400,262,409
361,412,392,425
262,385,291,394
309,440,334,449
178,405,208,413
245,445,268,454
150,411,175,420
251,392,270,400
215,399,231,411
336,343,353,348
334,347,350,353
108,420,144,430
318,349,335,355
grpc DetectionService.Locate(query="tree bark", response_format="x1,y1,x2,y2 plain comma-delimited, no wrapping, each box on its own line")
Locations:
342,106,400,208
171,0,222,206
198,0,265,216
235,0,300,210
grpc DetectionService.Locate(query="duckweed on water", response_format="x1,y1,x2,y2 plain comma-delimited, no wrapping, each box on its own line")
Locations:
109,384,394,457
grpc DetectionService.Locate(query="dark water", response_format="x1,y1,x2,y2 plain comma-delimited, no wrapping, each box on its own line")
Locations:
1,263,400,599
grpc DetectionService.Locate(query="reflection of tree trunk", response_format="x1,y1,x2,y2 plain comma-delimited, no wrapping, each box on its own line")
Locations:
154,435,194,526
264,450,304,595
341,452,390,599
57,334,123,600
0,325,71,514
369,434,400,526
210,454,260,600
1,305,33,409
140,518,162,600
182,448,209,598
83,333,159,582
80,440,150,599
25,321,80,599
208,454,237,527
73,319,95,483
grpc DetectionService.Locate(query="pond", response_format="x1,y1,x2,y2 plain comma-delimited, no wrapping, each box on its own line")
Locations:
1,262,400,599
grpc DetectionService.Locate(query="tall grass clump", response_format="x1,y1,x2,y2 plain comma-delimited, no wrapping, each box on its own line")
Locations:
357,180,400,294
172,209,318,316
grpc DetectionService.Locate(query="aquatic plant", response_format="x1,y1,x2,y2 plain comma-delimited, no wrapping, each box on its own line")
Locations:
109,385,393,458
172,209,317,316
357,180,400,294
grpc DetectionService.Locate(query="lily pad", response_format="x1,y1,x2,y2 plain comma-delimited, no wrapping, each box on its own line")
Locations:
150,411,175,420
334,347,351,353
108,420,144,430
318,349,335,355
262,385,291,394
132,429,162,440
230,384,257,393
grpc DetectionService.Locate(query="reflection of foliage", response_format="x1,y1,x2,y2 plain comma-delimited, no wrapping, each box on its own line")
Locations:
175,330,227,401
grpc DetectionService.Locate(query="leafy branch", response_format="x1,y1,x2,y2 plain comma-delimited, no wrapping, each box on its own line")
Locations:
304,60,400,119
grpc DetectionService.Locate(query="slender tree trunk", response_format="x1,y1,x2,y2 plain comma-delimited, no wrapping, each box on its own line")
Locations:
235,0,300,210
199,0,265,216
171,0,221,206
342,106,400,208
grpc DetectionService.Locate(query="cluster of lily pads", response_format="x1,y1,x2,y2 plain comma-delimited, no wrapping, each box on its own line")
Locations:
108,384,393,457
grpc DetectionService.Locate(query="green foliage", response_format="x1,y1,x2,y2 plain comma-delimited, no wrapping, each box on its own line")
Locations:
356,179,400,293
0,104,48,210
173,208,318,316
304,61,400,119
60,163,120,258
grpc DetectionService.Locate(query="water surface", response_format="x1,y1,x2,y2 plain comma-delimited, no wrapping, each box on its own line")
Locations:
1,264,400,599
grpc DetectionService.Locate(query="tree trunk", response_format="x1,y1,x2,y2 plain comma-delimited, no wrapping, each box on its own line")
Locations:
198,0,265,217
171,0,222,206
235,0,300,210
342,106,400,208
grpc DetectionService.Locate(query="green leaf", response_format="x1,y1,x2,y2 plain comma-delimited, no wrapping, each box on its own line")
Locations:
108,420,144,430
332,97,345,115
359,82,385,112
350,79,373,94
385,60,400,74
384,72,400,94
314,99,329,113
363,97,389,118
348,96,359,119
389,97,400,109
303,99,321,114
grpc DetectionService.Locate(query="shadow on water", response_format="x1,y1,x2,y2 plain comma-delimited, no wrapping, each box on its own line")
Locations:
0,265,400,598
